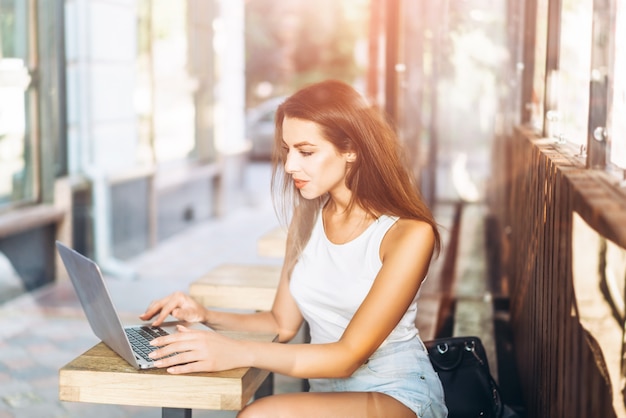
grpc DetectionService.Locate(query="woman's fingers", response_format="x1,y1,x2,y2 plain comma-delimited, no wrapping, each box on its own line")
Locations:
150,328,205,361
166,361,209,375
153,298,182,325
151,350,192,368
140,292,192,326
139,298,165,321
148,328,227,373
150,326,193,348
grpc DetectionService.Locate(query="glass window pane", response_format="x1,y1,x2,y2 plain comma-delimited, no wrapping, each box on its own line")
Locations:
148,0,196,165
609,0,626,169
0,0,35,209
557,0,593,146
135,0,155,165
530,0,549,133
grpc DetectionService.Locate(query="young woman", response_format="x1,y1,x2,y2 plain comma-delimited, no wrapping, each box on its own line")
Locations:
140,80,448,418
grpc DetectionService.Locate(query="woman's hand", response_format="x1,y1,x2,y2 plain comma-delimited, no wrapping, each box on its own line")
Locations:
148,325,248,374
140,291,208,326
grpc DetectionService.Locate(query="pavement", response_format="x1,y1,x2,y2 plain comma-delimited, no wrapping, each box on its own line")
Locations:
0,162,291,418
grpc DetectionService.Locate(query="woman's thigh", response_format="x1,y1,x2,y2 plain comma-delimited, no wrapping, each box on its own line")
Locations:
237,391,417,418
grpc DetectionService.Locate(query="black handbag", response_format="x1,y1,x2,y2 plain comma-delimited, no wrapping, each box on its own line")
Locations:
424,336,519,418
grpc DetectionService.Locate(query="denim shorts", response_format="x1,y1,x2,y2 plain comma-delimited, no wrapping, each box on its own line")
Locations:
309,337,448,418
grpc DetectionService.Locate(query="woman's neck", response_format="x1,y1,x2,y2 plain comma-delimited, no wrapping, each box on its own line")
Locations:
322,202,374,244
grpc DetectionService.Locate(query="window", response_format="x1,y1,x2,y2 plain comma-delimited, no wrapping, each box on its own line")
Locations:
609,0,626,169
530,0,549,133
556,0,593,146
136,0,196,166
0,1,36,210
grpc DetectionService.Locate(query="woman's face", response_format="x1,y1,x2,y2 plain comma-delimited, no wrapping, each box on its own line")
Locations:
281,117,353,200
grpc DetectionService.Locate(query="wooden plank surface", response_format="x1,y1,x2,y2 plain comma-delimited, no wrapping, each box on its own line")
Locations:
416,293,443,341
451,203,497,381
59,331,276,411
0,204,65,238
189,264,281,311
257,226,287,258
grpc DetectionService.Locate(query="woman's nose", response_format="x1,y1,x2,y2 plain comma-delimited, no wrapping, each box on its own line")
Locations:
284,152,298,174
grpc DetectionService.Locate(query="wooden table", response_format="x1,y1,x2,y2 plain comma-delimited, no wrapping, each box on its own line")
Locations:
59,331,276,417
189,264,281,311
256,226,287,258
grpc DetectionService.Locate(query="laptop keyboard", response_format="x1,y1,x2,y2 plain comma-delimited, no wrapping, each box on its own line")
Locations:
125,326,171,362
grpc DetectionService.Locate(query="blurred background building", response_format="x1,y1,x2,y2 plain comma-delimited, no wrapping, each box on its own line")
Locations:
0,0,498,291
1,0,248,288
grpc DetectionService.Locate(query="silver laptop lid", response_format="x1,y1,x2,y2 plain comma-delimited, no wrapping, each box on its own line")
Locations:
56,241,140,368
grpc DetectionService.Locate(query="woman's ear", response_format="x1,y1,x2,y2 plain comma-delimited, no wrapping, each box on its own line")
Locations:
346,152,357,163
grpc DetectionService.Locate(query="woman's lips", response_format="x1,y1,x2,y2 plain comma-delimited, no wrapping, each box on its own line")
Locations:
294,179,308,189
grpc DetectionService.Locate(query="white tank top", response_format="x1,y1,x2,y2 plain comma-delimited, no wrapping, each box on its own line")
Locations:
289,212,421,345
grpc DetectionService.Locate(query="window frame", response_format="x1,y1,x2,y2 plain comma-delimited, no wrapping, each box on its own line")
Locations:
0,0,38,212
606,0,626,175
530,0,626,180
586,0,612,169
0,0,66,213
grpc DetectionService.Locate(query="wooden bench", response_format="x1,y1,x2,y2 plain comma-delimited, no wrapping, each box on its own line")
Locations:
414,202,460,342
450,203,498,380
0,204,66,292
415,293,444,341
416,202,497,377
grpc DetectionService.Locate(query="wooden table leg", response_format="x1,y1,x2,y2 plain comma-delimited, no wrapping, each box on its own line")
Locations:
301,321,310,392
254,372,274,398
162,407,192,418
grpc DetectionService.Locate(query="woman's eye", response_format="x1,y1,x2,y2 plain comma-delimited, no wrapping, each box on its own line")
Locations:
300,150,313,157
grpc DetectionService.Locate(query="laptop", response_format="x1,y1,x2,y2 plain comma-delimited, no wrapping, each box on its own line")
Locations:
56,240,209,369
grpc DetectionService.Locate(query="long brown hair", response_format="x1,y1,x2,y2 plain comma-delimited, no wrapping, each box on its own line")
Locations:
270,80,441,274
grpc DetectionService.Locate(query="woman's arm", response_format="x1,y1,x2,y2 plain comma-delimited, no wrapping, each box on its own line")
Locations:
140,260,304,342
149,218,435,378
141,217,304,342
203,261,305,343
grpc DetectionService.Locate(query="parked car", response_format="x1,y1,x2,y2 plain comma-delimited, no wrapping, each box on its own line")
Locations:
246,96,285,160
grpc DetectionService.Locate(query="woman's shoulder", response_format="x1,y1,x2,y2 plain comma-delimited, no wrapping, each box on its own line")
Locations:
389,217,434,237
381,217,435,255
